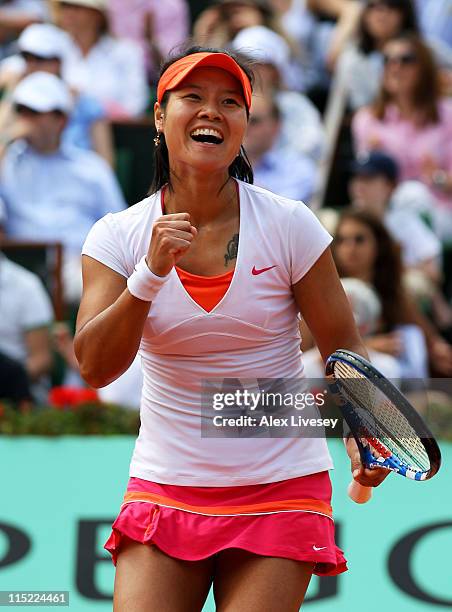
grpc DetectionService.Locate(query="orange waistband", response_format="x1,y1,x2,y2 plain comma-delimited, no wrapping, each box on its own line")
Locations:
122,491,333,519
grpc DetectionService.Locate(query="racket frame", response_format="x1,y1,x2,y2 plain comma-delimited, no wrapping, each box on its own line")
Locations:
326,349,441,481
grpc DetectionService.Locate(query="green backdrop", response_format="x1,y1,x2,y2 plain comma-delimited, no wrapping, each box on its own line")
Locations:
0,438,450,611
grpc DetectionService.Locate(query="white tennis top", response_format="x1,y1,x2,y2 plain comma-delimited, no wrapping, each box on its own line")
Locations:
82,180,334,485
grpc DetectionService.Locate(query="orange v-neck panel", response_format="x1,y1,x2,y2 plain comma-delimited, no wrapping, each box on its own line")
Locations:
175,267,234,312
161,184,237,312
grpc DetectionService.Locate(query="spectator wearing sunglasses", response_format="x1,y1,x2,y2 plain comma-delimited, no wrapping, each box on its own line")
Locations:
331,209,452,377
352,33,452,240
301,208,429,379
0,23,114,166
0,71,126,302
336,0,419,111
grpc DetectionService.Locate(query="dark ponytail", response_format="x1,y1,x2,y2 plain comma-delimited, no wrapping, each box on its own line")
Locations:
149,132,170,195
228,146,254,184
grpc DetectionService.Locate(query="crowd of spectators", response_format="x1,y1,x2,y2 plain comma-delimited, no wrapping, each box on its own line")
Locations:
0,0,451,410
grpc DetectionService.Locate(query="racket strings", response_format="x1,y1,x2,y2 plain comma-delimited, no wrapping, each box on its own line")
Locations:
333,362,430,472
338,381,428,471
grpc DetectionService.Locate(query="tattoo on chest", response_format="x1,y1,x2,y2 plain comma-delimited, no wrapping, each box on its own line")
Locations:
224,233,239,266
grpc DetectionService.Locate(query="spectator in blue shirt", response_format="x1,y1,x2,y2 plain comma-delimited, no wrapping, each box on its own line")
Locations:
243,92,318,203
231,24,326,161
0,71,126,302
0,23,114,165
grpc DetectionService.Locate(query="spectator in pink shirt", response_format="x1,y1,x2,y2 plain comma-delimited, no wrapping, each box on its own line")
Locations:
352,33,452,239
108,0,190,84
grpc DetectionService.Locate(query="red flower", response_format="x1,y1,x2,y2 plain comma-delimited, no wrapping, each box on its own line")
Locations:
49,386,98,409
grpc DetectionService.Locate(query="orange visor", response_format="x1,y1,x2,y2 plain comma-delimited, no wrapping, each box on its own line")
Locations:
157,52,252,110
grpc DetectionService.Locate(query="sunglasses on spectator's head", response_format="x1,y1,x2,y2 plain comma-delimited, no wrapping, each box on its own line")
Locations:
383,53,418,66
335,234,369,246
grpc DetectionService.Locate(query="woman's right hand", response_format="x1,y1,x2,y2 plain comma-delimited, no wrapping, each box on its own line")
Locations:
146,213,197,277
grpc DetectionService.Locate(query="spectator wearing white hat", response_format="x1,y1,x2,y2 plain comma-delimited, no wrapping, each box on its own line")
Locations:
231,24,325,161
0,22,114,165
0,195,54,404
0,71,126,302
244,92,317,202
51,0,148,118
193,0,302,77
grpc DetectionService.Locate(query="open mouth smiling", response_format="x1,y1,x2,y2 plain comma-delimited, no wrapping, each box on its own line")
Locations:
190,128,224,145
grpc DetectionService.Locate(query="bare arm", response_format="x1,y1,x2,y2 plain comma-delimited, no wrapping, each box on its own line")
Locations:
293,248,367,362
293,248,388,488
307,0,362,69
299,317,314,352
74,257,151,388
25,327,52,381
74,212,197,388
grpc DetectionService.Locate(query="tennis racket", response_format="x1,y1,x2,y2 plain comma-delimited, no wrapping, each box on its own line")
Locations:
325,349,441,504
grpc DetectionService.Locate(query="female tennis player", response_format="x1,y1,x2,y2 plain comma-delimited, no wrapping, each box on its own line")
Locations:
75,46,388,611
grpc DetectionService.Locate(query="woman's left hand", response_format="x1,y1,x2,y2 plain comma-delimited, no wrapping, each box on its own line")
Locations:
345,436,390,487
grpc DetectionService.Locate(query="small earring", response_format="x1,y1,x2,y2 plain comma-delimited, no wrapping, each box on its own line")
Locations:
154,131,161,147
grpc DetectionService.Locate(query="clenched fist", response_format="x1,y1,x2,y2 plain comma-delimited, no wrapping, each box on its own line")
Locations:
146,213,197,277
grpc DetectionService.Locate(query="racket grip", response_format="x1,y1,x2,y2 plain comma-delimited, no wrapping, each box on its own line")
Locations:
348,480,372,504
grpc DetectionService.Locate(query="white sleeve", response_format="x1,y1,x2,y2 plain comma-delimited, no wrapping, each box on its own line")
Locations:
288,203,333,285
82,213,129,278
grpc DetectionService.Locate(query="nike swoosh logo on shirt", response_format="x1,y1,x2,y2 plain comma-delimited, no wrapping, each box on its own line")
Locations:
312,545,327,551
252,265,277,276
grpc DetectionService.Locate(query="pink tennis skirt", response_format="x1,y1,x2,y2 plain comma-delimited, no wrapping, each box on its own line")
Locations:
105,471,347,576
